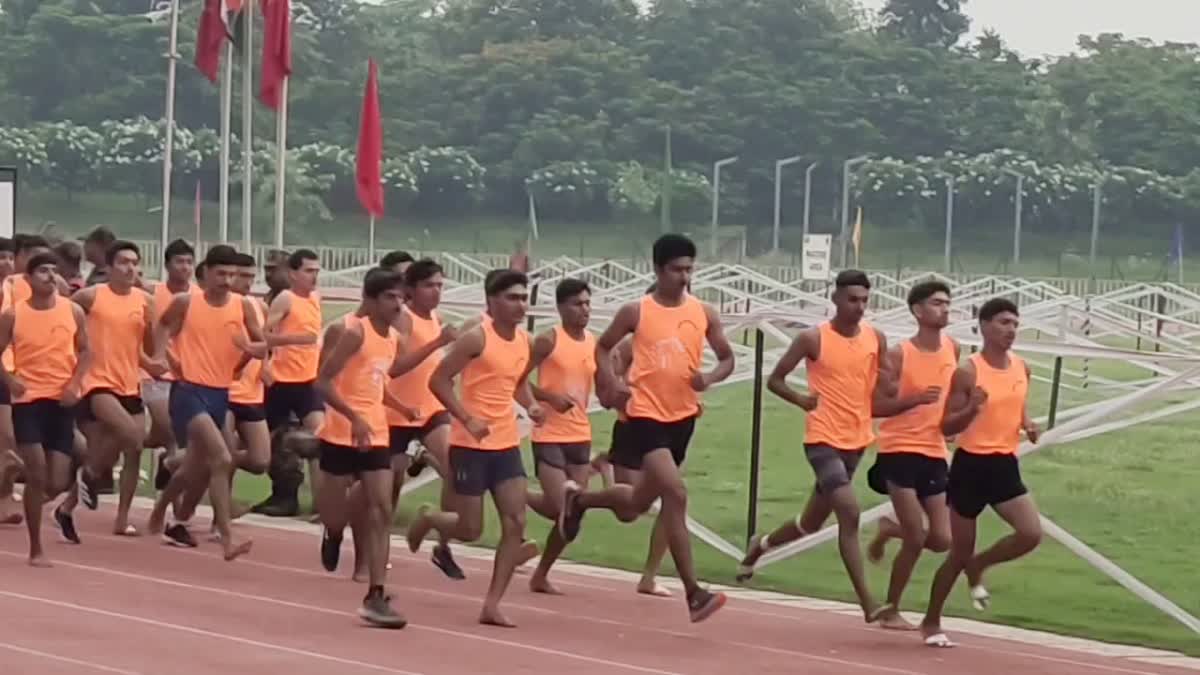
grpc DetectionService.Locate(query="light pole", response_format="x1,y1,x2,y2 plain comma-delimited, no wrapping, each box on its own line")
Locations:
840,155,869,267
940,174,956,273
1003,168,1025,266
710,155,738,258
1090,179,1104,277
802,161,819,239
772,155,802,253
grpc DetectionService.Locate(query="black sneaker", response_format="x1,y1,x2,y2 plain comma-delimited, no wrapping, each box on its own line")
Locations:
359,586,406,629
431,544,466,581
406,452,428,478
163,523,198,548
557,481,584,543
321,527,342,572
77,467,100,511
154,454,172,491
54,506,81,544
687,588,727,623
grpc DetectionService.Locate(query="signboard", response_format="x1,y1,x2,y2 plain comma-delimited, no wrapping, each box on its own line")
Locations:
802,234,832,280
0,167,14,238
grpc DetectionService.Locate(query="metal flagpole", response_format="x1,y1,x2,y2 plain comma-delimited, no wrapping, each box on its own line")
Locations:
218,42,233,244
368,215,376,261
160,0,181,267
274,76,288,248
241,3,254,248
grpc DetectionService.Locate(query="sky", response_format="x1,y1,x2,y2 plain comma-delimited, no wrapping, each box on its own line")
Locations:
855,0,1200,57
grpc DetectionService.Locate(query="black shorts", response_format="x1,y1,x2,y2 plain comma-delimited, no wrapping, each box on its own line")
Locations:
450,446,526,497
318,441,390,477
75,389,145,424
229,402,266,424
531,441,591,472
803,443,864,495
868,452,949,500
947,449,1028,519
13,399,76,455
0,379,9,406
388,411,451,456
265,381,323,431
608,419,636,469
614,416,696,470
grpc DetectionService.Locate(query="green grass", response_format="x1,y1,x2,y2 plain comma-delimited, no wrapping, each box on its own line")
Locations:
202,319,1200,656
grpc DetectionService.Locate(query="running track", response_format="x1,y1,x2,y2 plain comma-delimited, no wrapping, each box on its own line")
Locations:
0,501,1195,675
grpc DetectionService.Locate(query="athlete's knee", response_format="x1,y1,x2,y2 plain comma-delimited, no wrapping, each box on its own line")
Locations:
924,529,951,553
1014,524,1042,552
900,523,928,551
659,481,688,511
241,453,269,475
498,510,525,538
208,448,235,475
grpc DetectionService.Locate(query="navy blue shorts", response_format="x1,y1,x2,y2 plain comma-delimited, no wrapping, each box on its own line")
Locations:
169,381,230,447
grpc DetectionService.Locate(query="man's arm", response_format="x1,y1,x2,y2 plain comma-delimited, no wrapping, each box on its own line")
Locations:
314,320,365,424
872,342,942,417
0,311,20,395
428,327,485,426
263,290,316,348
768,329,818,411
940,364,983,436
514,337,543,423
694,302,734,390
388,311,456,378
153,294,189,361
1021,362,1040,442
594,302,638,409
70,286,97,314
528,328,572,411
63,304,91,405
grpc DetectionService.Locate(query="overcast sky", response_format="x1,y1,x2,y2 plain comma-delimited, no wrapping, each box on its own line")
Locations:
856,0,1200,57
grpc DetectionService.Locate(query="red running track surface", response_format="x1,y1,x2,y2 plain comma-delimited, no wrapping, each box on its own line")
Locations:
0,505,1192,675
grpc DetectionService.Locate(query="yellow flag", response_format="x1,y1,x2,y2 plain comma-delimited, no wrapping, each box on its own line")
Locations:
851,206,863,266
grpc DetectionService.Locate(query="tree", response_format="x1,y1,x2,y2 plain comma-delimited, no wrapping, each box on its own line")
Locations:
879,0,970,49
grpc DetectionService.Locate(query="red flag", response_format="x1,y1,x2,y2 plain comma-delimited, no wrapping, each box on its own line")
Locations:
355,59,384,218
259,0,292,110
194,0,227,82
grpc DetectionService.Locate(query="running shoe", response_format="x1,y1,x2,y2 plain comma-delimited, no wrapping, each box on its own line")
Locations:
359,586,407,629
54,505,80,544
163,523,198,548
431,543,465,580
321,527,342,572
687,588,727,623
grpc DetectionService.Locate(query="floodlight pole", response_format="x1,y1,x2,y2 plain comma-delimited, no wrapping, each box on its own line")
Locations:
802,161,819,239
1090,180,1104,278
839,155,869,267
940,174,956,273
1004,168,1024,265
710,156,738,258
772,155,802,253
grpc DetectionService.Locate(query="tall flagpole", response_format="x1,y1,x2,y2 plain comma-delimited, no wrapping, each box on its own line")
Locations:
241,3,254,249
160,0,181,267
218,42,233,244
368,215,376,260
274,77,288,248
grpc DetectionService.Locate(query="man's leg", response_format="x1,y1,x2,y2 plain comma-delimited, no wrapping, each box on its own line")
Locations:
920,509,978,646
16,443,50,566
421,422,466,579
637,512,672,596
253,386,305,516
876,484,930,629
964,493,1042,604
406,447,485,553
357,465,405,627
736,485,834,581
482,469,528,627
0,403,22,525
186,412,252,560
146,385,178,486
82,394,145,534
316,449,356,573
527,449,582,595
299,408,325,512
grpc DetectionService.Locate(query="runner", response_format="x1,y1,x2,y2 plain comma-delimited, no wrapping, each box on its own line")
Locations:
406,269,542,627
146,245,262,560
80,226,116,286
61,241,162,538
921,297,1042,648
863,280,956,629
314,267,407,628
380,250,414,275
0,237,22,525
0,251,90,566
53,240,86,293
558,234,734,623
261,249,324,516
525,278,596,595
145,239,198,492
374,258,464,581
226,252,271,479
735,269,887,624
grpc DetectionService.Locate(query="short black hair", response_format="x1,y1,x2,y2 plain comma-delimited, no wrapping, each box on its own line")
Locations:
26,251,58,275
288,248,318,270
54,240,82,268
164,238,195,264
835,269,871,290
485,269,528,297
978,298,1019,322
380,250,415,268
363,267,404,299
556,278,590,304
645,282,657,294
106,240,141,266
195,262,207,280
205,244,240,267
652,234,696,267
83,226,116,246
907,280,950,308
234,252,256,267
404,258,442,287
0,237,14,253
17,234,49,255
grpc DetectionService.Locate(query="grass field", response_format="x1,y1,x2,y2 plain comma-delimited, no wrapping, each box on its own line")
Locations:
16,188,1195,281
192,300,1200,657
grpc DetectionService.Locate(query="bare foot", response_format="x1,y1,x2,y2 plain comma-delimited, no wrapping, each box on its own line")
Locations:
516,540,539,567
921,622,956,648
29,554,52,568
637,579,673,597
0,509,21,525
231,501,252,520
865,603,890,624
736,538,764,583
406,505,432,553
223,539,253,561
146,511,165,535
352,567,368,583
879,609,918,631
479,608,516,628
529,576,563,595
868,517,897,565
113,522,141,537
